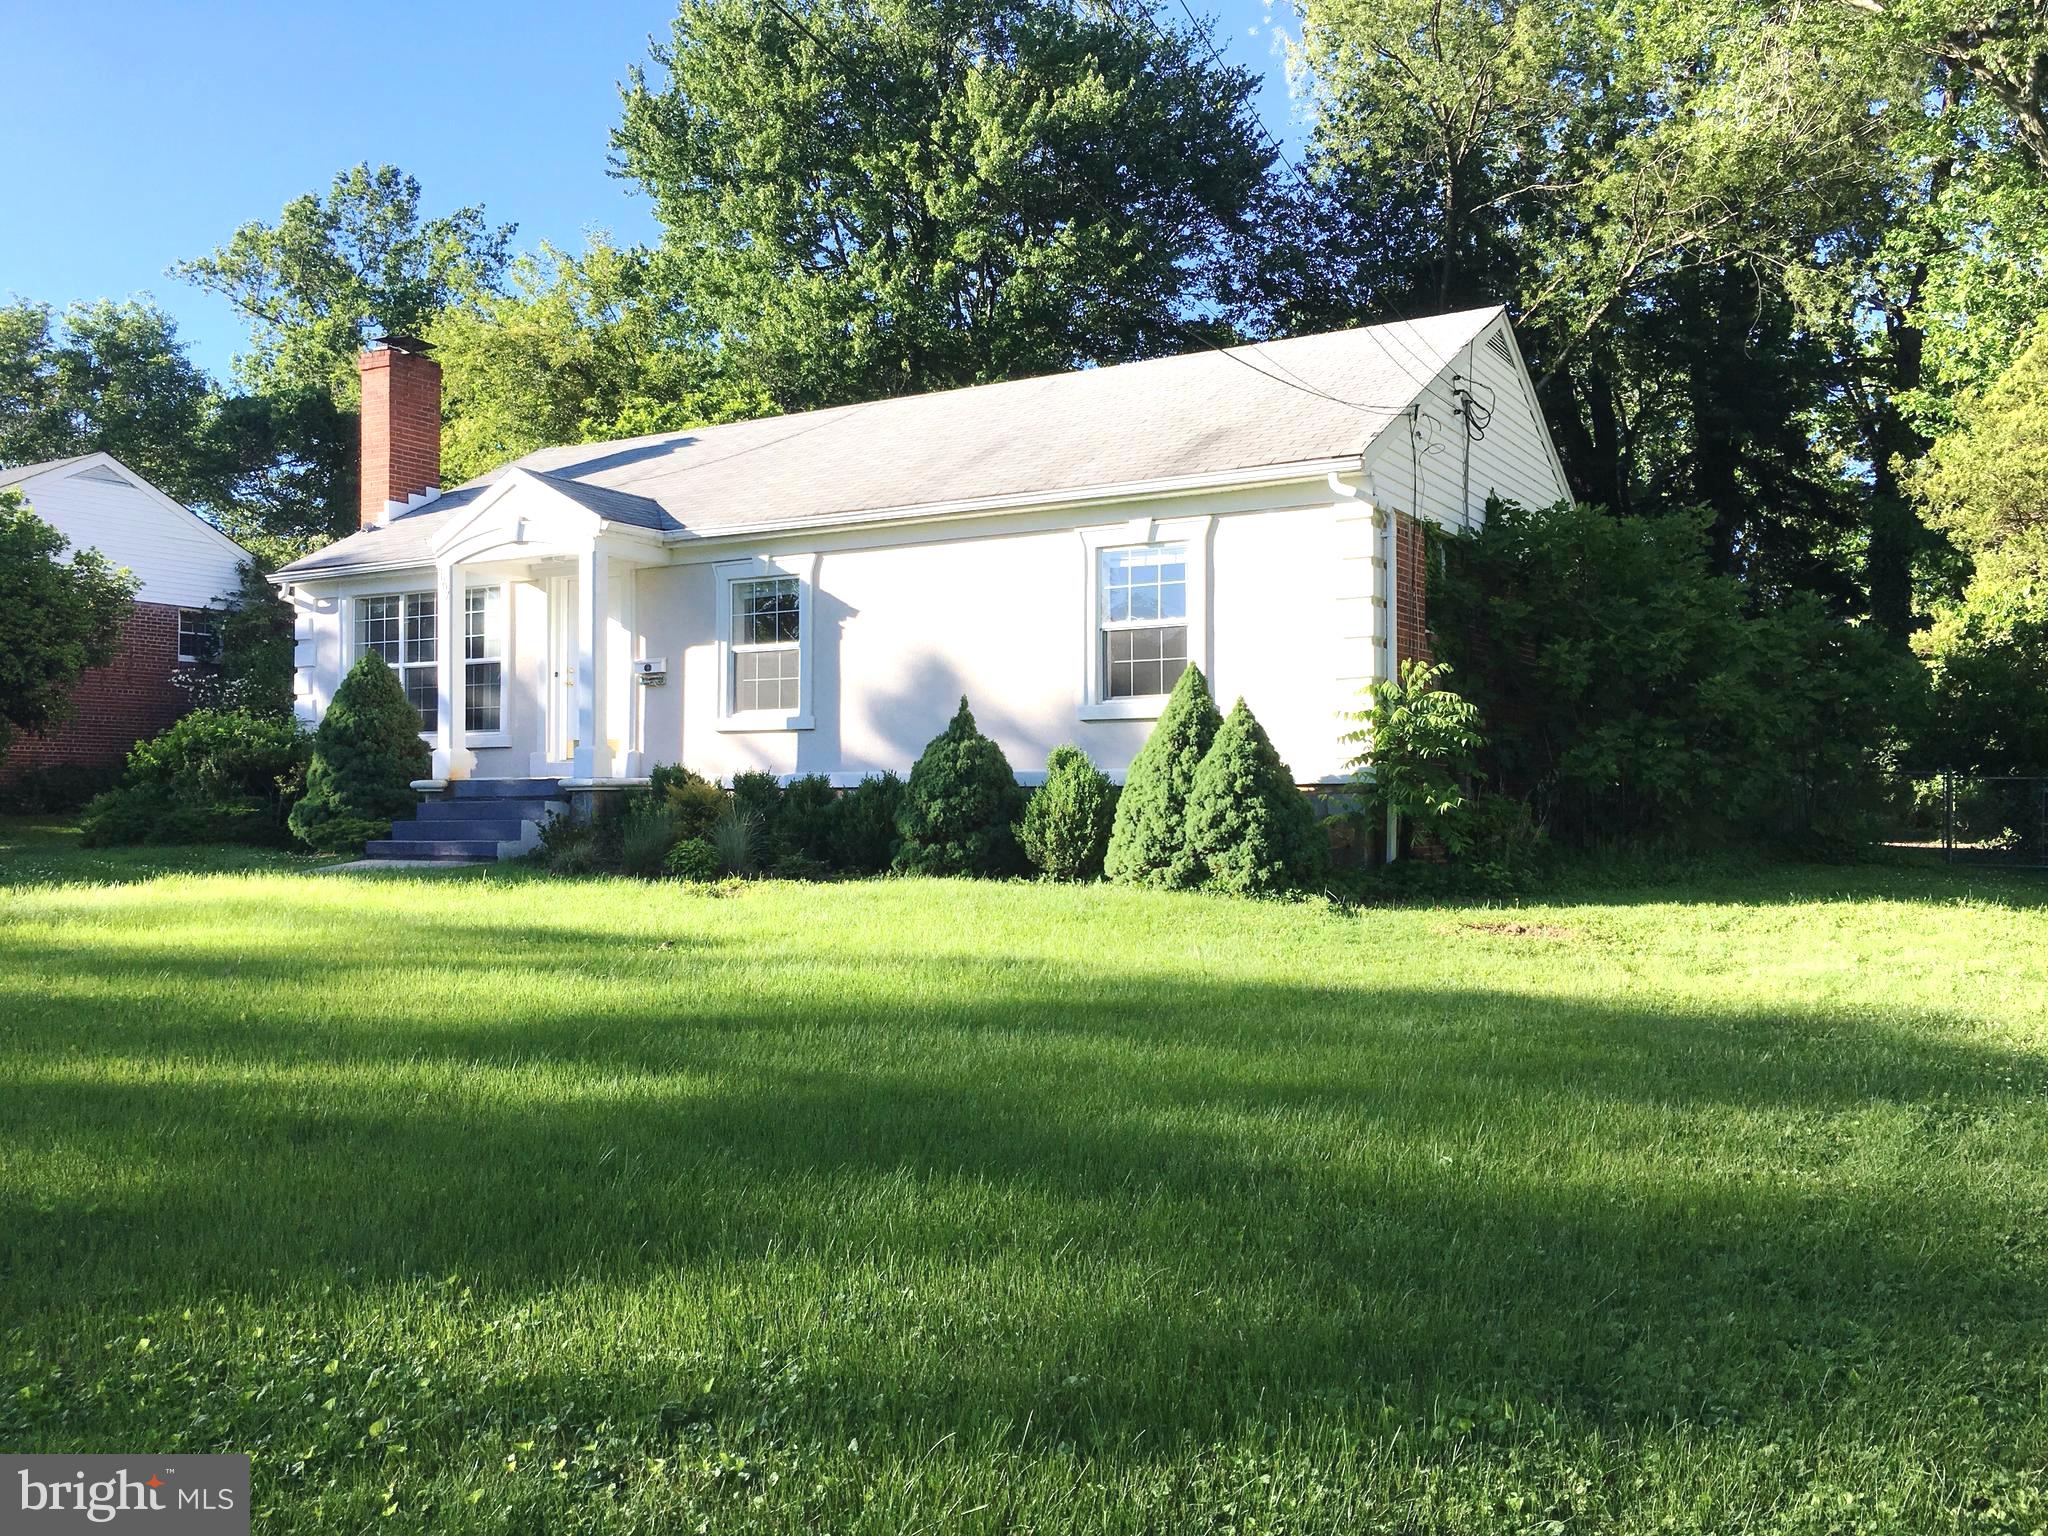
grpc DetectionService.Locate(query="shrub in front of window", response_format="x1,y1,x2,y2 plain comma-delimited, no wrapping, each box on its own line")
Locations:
778,774,839,864
829,771,905,874
1104,663,1221,887
665,836,719,882
1019,745,1118,881
288,653,433,853
1185,697,1328,895
893,697,1024,876
79,708,310,848
652,763,727,841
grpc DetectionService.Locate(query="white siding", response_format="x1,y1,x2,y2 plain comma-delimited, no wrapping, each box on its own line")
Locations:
630,482,1366,785
1362,315,1570,528
9,459,247,607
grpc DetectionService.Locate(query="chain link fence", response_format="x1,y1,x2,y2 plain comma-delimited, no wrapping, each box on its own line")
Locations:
1924,774,2048,869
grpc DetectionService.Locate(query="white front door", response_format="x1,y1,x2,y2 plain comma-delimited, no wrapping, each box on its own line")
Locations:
537,575,579,775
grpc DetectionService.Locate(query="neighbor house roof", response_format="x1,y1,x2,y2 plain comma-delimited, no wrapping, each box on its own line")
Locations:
277,306,1505,580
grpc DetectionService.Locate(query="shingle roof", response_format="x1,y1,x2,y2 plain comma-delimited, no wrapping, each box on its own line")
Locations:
278,307,1503,580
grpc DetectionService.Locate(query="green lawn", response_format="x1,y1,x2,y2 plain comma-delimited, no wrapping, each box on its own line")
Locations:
2,823,2046,1533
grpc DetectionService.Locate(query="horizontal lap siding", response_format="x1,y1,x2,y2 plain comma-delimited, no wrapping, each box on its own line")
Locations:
0,602,190,781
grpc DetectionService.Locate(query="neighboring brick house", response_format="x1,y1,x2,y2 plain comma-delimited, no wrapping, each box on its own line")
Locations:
0,452,251,786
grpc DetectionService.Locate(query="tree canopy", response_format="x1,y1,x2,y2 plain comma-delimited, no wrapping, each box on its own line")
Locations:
613,0,1273,410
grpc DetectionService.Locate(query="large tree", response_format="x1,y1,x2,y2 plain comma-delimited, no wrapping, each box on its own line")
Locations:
613,0,1274,410
174,164,515,553
0,300,224,507
0,492,136,765
431,241,768,483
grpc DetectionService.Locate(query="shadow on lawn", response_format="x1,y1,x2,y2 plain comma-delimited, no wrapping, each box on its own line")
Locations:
3,909,2043,1450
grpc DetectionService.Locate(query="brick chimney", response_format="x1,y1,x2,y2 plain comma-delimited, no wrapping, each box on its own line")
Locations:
358,335,441,528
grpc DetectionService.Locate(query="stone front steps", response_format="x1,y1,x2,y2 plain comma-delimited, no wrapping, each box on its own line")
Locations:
365,778,566,863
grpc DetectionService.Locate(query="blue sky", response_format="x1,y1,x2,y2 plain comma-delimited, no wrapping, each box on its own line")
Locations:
0,0,1304,381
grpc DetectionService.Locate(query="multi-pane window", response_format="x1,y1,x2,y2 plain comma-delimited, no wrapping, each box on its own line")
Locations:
177,608,220,664
358,591,438,733
464,587,504,734
1099,544,1188,699
731,576,800,713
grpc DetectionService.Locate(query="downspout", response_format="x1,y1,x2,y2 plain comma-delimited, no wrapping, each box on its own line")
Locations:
1327,458,1399,866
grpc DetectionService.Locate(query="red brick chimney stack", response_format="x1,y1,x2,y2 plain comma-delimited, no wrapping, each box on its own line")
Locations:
358,335,441,529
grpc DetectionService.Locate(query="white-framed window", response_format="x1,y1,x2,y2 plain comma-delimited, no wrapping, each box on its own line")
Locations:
714,555,816,731
731,576,800,712
357,590,438,734
1098,543,1189,699
1078,518,1211,721
177,608,220,664
463,586,504,734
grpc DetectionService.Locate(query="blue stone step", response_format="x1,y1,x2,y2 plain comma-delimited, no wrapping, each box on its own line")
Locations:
450,777,563,799
415,798,557,825
387,818,527,842
364,837,502,861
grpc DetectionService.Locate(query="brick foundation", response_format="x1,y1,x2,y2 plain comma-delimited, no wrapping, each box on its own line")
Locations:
0,601,193,783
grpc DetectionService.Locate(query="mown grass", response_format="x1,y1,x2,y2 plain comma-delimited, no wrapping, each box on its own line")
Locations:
2,823,2045,1532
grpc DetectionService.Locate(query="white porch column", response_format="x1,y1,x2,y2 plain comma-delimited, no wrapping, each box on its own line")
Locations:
432,559,471,780
571,546,611,778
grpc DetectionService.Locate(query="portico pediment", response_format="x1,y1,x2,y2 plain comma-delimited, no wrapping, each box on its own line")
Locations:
430,470,612,566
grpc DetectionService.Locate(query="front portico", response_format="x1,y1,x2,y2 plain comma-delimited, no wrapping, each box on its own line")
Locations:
408,468,670,783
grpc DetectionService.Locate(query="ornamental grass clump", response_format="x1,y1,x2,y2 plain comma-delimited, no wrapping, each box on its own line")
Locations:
1104,663,1221,886
1019,745,1117,881
893,697,1022,876
288,653,432,853
1186,696,1328,895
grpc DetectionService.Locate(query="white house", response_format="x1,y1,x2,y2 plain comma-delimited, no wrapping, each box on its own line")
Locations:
274,309,1568,851
0,452,250,785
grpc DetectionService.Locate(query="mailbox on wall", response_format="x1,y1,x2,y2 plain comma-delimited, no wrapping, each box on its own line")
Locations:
634,658,668,686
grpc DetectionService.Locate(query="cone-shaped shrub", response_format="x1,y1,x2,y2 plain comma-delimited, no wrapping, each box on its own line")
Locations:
1103,663,1222,886
893,696,1022,876
288,653,433,852
1019,745,1118,881
1186,697,1328,895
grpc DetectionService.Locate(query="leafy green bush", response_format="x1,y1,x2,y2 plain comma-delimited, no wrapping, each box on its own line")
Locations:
1431,500,1922,853
829,772,904,873
651,763,727,840
534,817,604,876
79,708,309,847
1344,659,1487,855
664,836,719,881
1018,745,1117,881
1104,664,1222,886
0,760,120,815
288,654,433,853
1186,697,1328,895
619,799,681,878
778,774,839,862
893,698,1022,876
711,803,763,875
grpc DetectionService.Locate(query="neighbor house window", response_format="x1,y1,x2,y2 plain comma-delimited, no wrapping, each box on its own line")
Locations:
177,608,220,664
464,586,504,734
358,591,438,733
1099,544,1188,699
730,575,800,713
